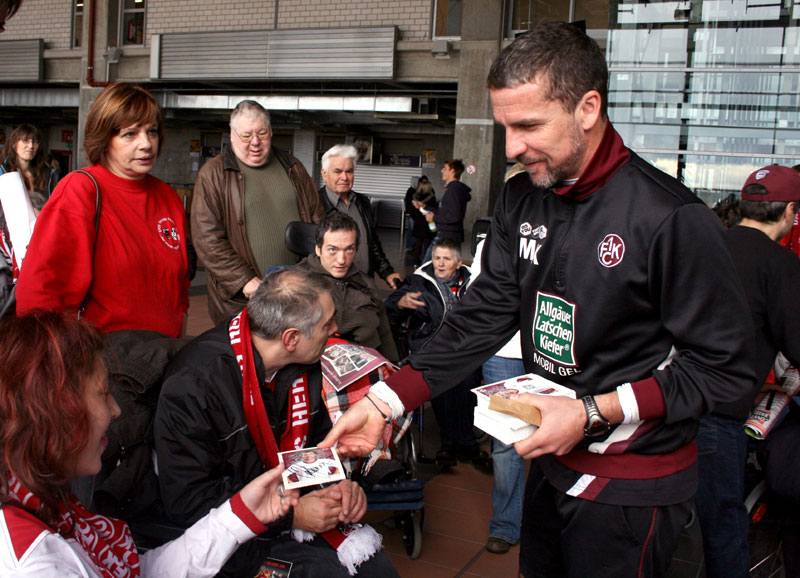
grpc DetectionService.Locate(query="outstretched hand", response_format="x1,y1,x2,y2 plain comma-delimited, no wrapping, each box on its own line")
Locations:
318,396,387,457
239,465,299,526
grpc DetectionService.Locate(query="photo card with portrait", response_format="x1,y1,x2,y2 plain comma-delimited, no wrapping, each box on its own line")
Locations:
278,446,346,490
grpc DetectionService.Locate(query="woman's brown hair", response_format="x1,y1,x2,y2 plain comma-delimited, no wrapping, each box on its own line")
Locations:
2,123,48,192
0,312,103,524
84,82,164,167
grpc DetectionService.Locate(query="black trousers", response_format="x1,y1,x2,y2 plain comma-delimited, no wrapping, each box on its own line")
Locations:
430,368,482,451
519,461,691,578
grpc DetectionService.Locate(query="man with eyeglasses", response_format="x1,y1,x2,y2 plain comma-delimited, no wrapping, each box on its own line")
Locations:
318,144,401,290
192,100,325,324
295,211,399,362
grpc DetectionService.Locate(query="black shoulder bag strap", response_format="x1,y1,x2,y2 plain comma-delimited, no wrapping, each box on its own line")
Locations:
74,169,102,318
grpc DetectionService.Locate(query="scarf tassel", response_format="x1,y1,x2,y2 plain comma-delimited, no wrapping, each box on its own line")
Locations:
291,524,382,576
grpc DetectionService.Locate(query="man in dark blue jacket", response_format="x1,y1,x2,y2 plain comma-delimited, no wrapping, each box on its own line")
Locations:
423,159,472,263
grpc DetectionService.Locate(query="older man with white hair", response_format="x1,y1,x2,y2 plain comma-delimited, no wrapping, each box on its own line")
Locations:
192,100,324,324
318,144,401,288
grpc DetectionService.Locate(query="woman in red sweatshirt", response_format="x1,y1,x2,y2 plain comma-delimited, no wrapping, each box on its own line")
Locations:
16,83,190,337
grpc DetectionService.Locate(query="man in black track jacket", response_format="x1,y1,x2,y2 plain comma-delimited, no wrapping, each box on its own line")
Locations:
321,21,755,577
695,165,800,577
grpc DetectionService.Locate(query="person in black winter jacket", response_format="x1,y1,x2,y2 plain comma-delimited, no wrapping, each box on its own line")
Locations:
385,238,486,466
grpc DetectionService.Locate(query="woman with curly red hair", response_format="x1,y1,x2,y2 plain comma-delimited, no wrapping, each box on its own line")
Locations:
0,312,298,577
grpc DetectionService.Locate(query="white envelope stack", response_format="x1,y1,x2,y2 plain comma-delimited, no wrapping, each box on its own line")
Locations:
472,373,576,445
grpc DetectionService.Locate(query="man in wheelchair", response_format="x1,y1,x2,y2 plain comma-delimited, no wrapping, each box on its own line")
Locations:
154,268,398,577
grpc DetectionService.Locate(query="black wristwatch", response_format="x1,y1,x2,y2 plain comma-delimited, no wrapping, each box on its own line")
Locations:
581,395,611,438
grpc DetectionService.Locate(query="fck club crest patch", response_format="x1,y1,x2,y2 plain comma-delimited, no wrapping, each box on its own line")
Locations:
597,234,625,268
157,217,181,250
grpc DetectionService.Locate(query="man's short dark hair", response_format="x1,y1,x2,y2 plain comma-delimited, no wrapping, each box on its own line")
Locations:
433,237,462,261
315,212,360,248
487,20,608,117
739,183,794,223
247,268,332,339
446,159,465,180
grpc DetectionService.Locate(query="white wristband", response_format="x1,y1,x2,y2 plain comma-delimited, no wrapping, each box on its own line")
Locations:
369,381,406,420
616,382,640,424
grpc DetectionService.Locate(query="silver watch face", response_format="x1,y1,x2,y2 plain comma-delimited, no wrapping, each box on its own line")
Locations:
585,417,610,437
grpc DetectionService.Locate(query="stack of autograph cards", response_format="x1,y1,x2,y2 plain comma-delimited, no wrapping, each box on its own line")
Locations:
278,446,346,490
471,374,576,445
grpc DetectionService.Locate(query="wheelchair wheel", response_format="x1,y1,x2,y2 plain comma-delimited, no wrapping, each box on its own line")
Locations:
400,509,423,559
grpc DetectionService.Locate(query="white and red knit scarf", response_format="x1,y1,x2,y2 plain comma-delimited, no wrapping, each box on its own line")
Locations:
229,309,381,575
6,475,140,578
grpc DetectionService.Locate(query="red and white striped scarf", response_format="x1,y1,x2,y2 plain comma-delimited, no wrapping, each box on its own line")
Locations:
5,475,140,578
229,310,382,575
229,308,310,467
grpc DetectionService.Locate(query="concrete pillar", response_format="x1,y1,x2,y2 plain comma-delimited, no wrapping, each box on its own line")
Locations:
76,0,114,168
452,0,506,240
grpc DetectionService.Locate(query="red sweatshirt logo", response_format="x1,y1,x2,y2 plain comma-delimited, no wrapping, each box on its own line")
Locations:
597,234,625,267
157,217,181,250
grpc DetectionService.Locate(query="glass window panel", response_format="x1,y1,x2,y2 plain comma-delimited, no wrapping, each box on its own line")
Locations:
73,0,83,48
784,28,800,65
638,153,679,180
434,0,461,37
122,12,144,45
774,130,800,156
124,0,145,10
610,70,687,93
616,1,691,24
608,29,688,66
613,121,681,150
607,2,800,204
510,0,568,32
700,0,780,22
692,28,786,67
685,126,775,154
681,154,796,202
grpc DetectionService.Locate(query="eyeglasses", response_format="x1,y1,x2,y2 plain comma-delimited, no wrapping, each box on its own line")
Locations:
233,129,271,143
21,138,40,145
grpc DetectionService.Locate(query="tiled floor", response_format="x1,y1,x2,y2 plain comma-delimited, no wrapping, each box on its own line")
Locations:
184,227,786,577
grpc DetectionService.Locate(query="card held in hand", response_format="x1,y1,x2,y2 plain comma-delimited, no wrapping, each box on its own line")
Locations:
278,446,346,490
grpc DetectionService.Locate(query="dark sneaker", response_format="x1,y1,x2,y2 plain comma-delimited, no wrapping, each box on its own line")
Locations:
486,537,512,554
457,444,489,462
435,448,457,468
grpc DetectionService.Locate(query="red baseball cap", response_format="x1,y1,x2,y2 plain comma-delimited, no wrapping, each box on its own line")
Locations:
742,165,800,202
